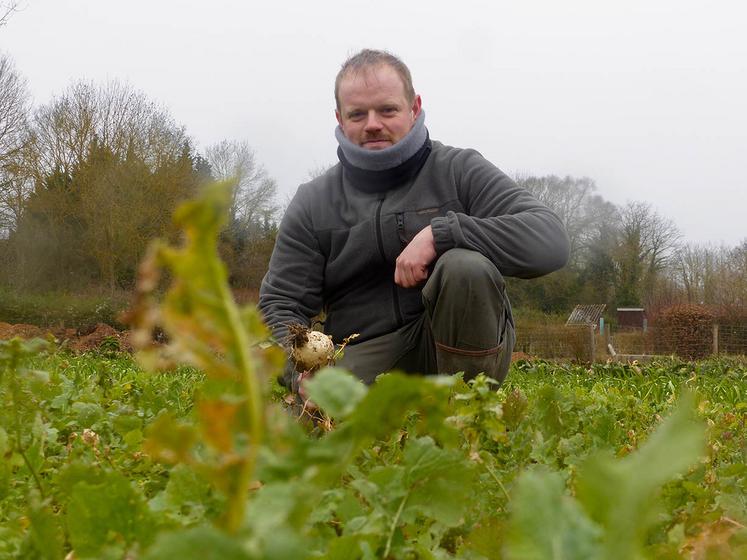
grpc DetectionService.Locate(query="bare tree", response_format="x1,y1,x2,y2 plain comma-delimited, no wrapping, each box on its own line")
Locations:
306,163,334,182
205,139,278,231
515,174,608,267
722,240,747,314
615,201,681,307
673,241,747,315
30,80,187,182
0,52,31,233
0,1,19,27
10,79,193,290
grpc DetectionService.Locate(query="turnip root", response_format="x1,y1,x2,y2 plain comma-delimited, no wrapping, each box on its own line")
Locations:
287,324,335,372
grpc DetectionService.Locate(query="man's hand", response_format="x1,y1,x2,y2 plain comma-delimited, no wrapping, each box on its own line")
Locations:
395,226,437,288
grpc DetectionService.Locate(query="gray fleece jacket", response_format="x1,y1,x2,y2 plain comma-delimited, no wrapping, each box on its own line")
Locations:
259,140,570,344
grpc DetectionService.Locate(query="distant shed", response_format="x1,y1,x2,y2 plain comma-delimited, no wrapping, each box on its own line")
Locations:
617,308,647,329
566,304,606,328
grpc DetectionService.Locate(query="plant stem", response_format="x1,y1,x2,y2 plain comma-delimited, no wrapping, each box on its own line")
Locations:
482,457,510,503
213,257,264,534
384,489,410,558
8,357,45,499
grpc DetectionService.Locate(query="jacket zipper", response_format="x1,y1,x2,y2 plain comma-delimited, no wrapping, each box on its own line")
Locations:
375,199,404,327
375,198,386,260
396,212,405,244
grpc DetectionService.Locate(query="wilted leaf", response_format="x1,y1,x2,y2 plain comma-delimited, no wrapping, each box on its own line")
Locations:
199,398,241,452
502,388,528,430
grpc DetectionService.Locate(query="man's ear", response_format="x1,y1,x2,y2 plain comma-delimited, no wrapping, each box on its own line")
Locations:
335,109,343,127
411,94,423,119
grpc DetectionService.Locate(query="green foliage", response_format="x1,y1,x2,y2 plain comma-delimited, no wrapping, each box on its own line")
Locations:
507,468,602,559
143,526,252,560
2,184,747,559
66,469,156,556
507,393,706,559
576,394,705,559
304,367,367,419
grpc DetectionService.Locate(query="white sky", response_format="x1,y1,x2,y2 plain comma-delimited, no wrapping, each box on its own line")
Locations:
2,0,746,246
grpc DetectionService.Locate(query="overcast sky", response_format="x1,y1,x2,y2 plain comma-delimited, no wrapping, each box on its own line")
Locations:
2,0,745,246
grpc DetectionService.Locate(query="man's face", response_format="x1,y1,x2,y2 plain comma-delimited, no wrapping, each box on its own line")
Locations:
336,64,422,150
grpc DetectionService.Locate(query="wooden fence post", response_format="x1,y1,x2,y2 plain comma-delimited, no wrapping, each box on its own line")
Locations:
712,324,719,356
590,325,596,362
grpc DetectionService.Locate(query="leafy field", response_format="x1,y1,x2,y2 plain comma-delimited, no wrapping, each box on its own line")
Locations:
2,183,745,559
1,345,746,559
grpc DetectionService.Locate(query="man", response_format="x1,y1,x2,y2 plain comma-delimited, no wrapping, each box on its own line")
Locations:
259,49,569,387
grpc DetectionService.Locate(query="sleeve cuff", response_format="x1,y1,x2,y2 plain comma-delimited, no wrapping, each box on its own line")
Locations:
431,215,455,256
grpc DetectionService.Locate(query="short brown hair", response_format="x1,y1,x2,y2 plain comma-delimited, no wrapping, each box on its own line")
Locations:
334,49,415,110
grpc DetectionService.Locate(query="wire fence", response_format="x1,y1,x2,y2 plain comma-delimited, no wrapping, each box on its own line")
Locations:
514,325,597,362
514,323,747,362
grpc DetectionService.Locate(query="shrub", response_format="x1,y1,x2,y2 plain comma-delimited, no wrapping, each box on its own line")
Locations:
654,304,714,360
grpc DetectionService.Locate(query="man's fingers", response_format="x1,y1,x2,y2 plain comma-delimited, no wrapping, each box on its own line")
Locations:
395,259,428,288
394,263,404,287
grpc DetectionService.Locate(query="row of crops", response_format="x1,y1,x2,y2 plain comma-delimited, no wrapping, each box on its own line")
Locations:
1,342,746,559
2,183,745,559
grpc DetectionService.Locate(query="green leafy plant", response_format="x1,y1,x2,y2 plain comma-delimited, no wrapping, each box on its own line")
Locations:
2,181,745,558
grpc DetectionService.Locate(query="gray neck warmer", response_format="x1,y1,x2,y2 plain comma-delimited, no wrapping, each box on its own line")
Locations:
335,110,428,172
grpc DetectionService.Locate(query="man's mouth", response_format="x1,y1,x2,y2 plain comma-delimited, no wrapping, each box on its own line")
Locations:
363,138,391,149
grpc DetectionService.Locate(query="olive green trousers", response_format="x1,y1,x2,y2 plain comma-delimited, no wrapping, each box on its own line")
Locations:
338,248,515,385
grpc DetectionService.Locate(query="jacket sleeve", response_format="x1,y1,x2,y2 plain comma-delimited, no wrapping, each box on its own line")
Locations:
429,149,570,279
258,184,325,342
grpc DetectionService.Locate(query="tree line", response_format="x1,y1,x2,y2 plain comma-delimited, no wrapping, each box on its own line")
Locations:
0,52,279,294
1,51,745,320
509,175,746,321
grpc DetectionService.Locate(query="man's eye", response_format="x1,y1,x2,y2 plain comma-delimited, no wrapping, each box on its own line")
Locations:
349,112,364,120
382,107,397,115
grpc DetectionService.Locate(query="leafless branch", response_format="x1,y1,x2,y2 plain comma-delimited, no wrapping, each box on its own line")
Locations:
0,1,20,28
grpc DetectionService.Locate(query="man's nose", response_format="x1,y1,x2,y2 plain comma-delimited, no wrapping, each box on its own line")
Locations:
364,111,383,131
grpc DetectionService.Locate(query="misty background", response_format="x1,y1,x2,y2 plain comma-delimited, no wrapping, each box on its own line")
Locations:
1,0,746,330
3,0,745,246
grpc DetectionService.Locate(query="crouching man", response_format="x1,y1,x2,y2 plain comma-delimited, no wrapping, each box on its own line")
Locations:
259,49,569,387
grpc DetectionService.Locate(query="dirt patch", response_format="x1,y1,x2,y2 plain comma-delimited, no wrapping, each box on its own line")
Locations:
68,323,132,353
0,322,48,340
1,320,537,361
0,321,131,353
511,351,534,362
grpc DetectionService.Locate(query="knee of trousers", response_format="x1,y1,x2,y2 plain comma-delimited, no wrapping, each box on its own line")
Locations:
423,249,511,351
428,248,506,298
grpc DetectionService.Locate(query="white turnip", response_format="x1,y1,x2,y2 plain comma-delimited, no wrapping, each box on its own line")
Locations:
287,324,335,372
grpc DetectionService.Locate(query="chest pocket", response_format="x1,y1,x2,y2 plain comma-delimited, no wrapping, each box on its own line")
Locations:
395,206,446,247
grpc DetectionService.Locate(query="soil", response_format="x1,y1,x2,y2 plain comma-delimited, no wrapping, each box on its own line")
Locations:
0,321,133,353
0,319,534,361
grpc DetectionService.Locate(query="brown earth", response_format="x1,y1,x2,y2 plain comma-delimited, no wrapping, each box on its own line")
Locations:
510,351,534,362
1,319,533,361
0,321,132,353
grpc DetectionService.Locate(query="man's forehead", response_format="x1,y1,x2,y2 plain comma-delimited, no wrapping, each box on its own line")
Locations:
338,64,406,96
